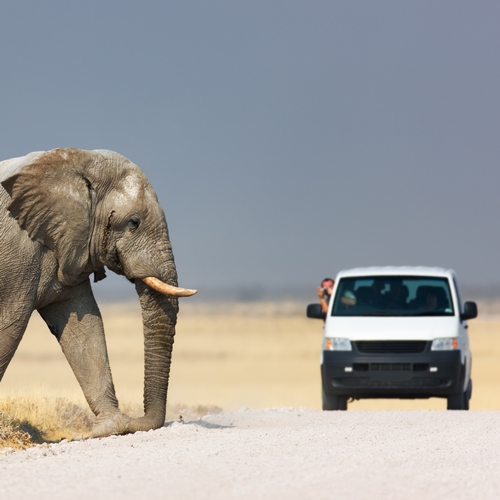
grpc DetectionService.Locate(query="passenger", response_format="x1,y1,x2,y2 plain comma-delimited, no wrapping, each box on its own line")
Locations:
384,279,408,309
410,285,430,310
317,278,334,313
371,278,386,307
424,291,439,311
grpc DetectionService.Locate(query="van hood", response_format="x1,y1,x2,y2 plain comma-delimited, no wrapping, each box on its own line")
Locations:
325,316,460,341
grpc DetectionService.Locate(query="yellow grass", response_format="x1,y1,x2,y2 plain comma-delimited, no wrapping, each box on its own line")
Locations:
0,392,93,449
1,301,499,447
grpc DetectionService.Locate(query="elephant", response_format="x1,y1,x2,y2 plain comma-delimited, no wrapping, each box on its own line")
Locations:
0,148,196,437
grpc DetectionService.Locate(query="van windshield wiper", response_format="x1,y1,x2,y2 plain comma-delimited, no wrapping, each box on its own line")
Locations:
411,311,449,316
356,312,409,316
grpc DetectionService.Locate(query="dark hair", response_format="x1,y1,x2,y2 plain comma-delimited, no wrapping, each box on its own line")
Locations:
322,278,334,285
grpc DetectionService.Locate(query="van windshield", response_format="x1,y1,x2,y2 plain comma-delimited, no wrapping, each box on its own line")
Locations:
331,276,454,317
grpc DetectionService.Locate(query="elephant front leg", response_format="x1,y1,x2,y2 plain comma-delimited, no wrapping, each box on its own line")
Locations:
38,280,130,437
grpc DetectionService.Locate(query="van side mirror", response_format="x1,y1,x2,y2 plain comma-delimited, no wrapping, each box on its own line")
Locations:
461,301,478,321
307,303,326,320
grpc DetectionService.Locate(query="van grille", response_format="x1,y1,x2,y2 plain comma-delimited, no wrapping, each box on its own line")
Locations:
338,378,450,388
355,341,427,354
370,363,411,371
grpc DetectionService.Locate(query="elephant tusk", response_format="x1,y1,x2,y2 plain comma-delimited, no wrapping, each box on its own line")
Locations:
141,277,197,297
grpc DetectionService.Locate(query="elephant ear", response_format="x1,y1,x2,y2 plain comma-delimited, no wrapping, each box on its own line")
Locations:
1,148,97,286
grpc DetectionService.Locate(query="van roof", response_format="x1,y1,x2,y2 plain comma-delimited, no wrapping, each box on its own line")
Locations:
335,266,455,279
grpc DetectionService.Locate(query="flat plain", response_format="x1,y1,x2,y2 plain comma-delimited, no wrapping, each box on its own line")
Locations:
2,300,500,413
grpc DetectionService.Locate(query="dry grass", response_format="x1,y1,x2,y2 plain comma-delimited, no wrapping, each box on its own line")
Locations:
0,393,220,450
0,413,33,450
1,300,500,448
0,391,93,450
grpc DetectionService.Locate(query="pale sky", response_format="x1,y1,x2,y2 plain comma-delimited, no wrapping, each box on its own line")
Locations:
1,1,499,300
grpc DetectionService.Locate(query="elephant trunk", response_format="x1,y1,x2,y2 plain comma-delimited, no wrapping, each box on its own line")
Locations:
127,279,179,432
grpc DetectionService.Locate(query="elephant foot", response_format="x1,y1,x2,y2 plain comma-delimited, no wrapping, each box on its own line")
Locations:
127,415,165,433
92,411,131,438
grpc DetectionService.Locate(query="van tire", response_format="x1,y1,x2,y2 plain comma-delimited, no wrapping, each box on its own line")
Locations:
447,378,471,411
322,389,348,411
447,392,465,410
465,379,472,410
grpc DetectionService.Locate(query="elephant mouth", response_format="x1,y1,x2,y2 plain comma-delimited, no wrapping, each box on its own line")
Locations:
104,248,124,275
110,248,197,298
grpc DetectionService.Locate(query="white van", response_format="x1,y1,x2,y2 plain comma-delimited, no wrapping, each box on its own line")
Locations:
307,267,478,411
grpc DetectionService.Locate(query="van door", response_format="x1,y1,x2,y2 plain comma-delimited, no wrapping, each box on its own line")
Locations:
453,277,471,390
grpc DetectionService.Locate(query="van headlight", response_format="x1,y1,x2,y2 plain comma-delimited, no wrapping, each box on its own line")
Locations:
324,338,352,351
431,338,459,351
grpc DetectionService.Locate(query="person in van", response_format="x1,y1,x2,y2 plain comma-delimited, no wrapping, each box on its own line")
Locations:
384,278,409,309
316,278,335,313
371,278,386,307
422,288,448,312
410,286,448,312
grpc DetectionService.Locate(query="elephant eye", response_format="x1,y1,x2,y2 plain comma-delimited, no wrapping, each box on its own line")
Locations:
128,218,140,231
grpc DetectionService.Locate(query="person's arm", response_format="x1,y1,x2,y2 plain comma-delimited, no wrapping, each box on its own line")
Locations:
317,287,329,313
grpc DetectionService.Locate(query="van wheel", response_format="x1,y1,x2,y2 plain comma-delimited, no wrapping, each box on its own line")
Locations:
447,379,471,411
465,379,472,410
322,389,348,411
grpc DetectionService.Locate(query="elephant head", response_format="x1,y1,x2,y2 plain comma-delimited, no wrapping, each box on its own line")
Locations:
1,147,196,433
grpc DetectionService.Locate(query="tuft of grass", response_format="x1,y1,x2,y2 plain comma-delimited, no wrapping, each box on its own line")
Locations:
0,393,93,449
0,412,34,450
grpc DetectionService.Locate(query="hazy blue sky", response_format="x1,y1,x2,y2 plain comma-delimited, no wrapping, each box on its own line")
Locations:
1,1,499,300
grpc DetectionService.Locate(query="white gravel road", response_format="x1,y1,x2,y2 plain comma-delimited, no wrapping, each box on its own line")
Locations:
1,408,499,499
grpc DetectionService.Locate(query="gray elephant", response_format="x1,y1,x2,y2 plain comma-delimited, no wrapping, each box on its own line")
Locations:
0,148,196,437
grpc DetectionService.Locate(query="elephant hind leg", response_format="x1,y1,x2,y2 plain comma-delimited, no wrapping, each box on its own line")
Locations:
0,309,32,382
38,280,130,437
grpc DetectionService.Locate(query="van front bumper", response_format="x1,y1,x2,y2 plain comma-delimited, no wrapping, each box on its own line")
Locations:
322,348,463,399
